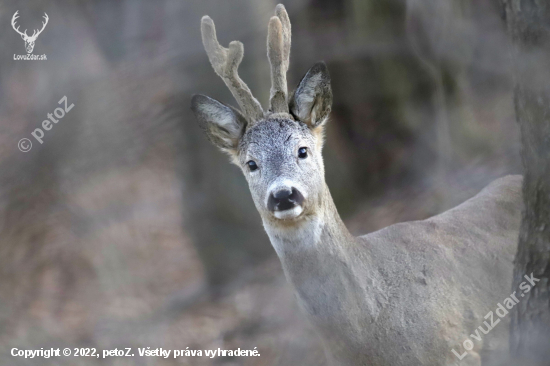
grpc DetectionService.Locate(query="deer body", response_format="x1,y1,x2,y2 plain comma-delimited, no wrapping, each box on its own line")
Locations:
265,175,521,365
191,5,522,365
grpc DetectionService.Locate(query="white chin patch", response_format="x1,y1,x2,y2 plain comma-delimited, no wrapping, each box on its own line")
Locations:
274,205,303,220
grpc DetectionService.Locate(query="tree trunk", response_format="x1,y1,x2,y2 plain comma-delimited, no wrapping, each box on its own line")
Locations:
502,1,550,364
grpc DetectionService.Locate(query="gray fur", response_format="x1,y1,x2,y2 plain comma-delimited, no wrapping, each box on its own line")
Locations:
264,174,522,366
195,104,523,365
192,5,523,365
237,118,325,219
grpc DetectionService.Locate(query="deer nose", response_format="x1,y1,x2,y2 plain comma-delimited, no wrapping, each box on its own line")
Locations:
268,188,304,212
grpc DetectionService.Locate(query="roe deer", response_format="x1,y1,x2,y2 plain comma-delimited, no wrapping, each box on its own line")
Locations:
191,5,523,365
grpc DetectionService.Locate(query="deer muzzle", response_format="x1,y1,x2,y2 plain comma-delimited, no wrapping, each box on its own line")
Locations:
268,187,305,219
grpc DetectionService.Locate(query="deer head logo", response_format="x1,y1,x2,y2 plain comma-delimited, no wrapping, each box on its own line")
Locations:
11,11,49,54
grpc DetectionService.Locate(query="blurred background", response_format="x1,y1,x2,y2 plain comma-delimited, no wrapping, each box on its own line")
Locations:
0,0,521,365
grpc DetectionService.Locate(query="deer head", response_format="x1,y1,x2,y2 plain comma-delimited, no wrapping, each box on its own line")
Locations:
12,11,49,54
192,4,332,225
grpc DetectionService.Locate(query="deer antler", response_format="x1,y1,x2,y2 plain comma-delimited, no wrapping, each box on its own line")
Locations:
11,11,28,38
30,13,49,40
267,4,291,114
201,16,264,124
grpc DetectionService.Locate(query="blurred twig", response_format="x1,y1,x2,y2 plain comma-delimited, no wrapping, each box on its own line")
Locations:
405,0,452,208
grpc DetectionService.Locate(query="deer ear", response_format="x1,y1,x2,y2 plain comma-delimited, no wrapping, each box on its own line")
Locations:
289,62,332,129
191,94,247,154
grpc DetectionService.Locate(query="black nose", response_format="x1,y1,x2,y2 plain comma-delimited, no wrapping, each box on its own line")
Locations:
268,188,305,212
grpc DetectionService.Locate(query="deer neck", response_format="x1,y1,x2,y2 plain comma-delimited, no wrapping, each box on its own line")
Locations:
261,183,382,358
262,182,374,305
263,183,353,253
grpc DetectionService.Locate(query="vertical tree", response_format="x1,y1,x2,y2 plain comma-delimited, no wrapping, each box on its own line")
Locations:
502,1,550,363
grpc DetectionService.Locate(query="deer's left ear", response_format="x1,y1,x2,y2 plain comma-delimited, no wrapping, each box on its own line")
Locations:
191,94,247,155
289,62,332,129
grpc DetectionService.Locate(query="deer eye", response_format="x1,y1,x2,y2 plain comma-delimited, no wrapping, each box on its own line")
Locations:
247,160,258,171
298,147,308,159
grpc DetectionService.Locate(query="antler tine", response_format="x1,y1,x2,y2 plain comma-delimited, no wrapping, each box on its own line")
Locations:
275,5,291,72
11,11,27,37
267,4,291,114
201,16,264,124
33,13,49,38
11,11,19,27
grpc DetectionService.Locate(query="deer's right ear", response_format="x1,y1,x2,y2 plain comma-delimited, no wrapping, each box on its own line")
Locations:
289,62,332,129
191,94,247,154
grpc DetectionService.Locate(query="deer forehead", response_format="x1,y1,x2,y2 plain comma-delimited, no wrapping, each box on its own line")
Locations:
239,118,314,159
